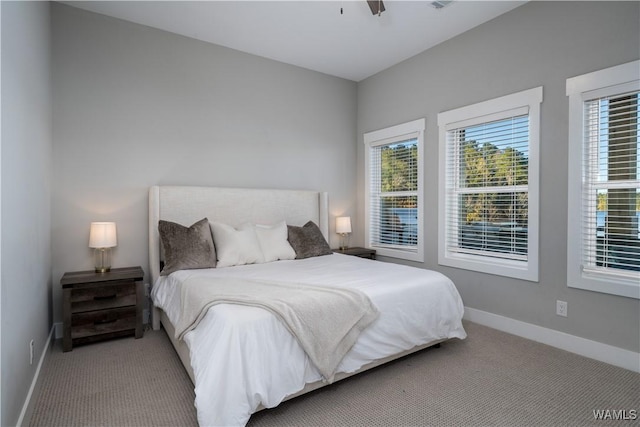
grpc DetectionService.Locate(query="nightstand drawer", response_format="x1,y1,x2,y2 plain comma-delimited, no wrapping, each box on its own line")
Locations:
70,283,136,313
71,306,136,339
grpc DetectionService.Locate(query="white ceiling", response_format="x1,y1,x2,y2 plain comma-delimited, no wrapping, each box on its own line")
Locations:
59,1,526,82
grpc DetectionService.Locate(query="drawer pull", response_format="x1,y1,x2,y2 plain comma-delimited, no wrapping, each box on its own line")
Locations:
94,319,117,325
94,294,117,300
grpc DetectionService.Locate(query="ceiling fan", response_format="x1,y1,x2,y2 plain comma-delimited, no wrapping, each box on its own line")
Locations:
364,0,453,17
366,0,385,16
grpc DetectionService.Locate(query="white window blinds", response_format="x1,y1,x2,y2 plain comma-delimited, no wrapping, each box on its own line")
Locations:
445,113,530,261
582,90,640,278
438,86,541,281
369,136,419,251
364,118,424,262
567,60,639,298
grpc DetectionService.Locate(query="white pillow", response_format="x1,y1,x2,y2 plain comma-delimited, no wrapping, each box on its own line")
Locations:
209,222,264,267
254,221,296,262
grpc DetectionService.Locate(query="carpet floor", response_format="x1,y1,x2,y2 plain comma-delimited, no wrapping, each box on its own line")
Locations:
29,321,639,426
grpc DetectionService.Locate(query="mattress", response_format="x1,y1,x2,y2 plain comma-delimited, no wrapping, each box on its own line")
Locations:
151,252,466,426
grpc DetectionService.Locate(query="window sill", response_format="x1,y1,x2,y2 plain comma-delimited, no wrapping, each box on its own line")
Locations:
373,246,423,263
569,270,640,300
439,251,538,282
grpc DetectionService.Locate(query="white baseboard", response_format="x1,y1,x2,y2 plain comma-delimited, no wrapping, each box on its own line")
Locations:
464,307,640,373
17,324,56,426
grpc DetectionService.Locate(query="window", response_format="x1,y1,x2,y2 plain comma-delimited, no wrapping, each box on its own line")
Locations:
438,87,542,281
567,61,640,299
364,119,424,262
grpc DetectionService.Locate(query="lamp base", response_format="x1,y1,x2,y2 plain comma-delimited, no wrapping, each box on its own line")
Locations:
339,233,350,251
94,248,112,274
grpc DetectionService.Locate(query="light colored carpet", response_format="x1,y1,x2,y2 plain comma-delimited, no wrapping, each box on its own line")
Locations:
29,329,197,427
29,321,639,426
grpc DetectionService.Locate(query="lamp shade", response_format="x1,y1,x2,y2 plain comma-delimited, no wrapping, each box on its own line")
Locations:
336,216,352,234
89,222,117,248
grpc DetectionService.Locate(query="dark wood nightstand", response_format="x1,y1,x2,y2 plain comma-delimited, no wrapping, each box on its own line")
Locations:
61,266,144,352
333,247,376,260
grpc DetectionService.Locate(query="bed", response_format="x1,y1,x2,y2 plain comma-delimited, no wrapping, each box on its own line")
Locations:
148,185,466,426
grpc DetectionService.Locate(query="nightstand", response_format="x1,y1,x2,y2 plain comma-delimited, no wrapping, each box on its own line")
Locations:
333,247,376,260
61,266,144,352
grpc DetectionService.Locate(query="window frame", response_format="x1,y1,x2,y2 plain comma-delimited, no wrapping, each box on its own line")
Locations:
363,118,425,262
566,60,640,299
437,87,542,281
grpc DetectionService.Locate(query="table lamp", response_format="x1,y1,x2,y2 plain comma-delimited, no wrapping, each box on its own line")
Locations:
336,216,352,251
89,222,117,273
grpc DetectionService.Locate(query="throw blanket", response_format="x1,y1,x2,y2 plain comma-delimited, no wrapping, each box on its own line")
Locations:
175,276,379,382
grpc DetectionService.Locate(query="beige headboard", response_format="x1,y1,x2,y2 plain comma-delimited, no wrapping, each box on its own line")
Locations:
148,185,329,285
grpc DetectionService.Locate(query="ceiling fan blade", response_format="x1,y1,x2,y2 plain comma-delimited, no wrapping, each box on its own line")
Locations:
366,0,385,16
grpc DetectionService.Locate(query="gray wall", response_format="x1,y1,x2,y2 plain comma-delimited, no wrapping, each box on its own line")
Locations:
51,4,357,325
1,1,637,422
357,1,640,352
1,1,52,425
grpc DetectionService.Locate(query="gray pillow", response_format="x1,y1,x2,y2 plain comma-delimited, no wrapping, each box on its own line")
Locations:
158,218,216,275
287,221,332,259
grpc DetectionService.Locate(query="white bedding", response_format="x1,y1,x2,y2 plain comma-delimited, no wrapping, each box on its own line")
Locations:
151,253,466,426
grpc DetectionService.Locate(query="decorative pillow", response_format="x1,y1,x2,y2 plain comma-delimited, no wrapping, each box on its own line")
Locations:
210,222,265,267
255,221,296,262
158,218,216,276
287,221,333,259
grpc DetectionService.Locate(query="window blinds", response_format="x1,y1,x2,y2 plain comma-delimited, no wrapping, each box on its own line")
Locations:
369,136,419,251
582,90,640,276
445,114,530,261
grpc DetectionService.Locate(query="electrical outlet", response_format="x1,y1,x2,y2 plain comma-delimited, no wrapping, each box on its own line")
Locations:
556,300,568,317
29,340,34,365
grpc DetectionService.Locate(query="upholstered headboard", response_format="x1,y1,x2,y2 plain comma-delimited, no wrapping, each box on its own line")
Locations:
148,185,329,285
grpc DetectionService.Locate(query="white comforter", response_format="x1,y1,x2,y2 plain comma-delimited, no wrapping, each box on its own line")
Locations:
151,253,466,426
